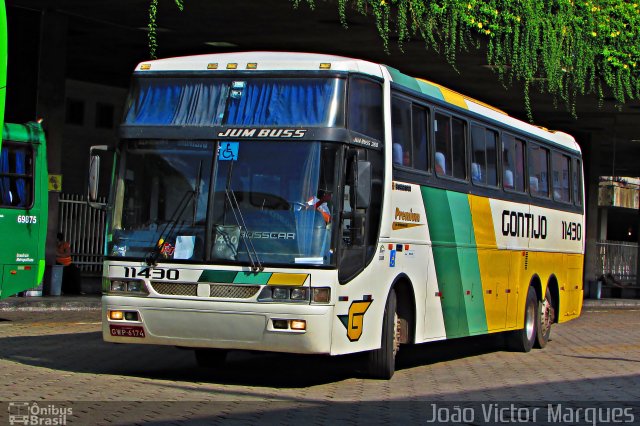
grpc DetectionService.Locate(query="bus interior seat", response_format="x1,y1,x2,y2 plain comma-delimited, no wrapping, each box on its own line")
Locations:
529,176,539,193
504,170,514,188
471,163,482,183
392,143,403,165
435,152,446,175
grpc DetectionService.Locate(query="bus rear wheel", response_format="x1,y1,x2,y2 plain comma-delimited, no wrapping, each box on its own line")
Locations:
367,289,399,379
535,288,554,348
194,348,227,368
507,286,537,352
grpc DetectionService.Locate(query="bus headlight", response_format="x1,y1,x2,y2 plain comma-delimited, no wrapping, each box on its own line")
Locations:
312,287,331,303
290,288,308,301
272,288,289,300
110,280,148,295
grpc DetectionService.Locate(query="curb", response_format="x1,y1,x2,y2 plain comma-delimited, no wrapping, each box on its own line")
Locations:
0,296,102,312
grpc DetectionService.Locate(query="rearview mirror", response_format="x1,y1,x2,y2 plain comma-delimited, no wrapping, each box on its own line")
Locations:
87,145,110,209
354,160,371,209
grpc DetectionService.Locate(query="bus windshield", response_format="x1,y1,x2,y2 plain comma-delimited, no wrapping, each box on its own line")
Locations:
109,140,339,267
124,77,345,127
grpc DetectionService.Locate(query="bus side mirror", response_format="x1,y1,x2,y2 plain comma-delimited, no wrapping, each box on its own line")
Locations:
87,145,109,209
354,160,371,210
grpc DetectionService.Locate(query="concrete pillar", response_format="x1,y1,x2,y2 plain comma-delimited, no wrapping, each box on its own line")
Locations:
598,207,608,240
35,9,67,265
583,133,600,285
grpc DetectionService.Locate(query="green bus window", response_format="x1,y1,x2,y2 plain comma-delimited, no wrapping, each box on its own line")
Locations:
0,143,34,208
391,97,412,166
502,134,525,192
552,152,571,202
471,125,498,186
412,105,428,172
528,144,550,198
348,78,383,141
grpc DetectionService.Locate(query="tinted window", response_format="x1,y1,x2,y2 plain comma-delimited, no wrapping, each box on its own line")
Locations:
0,143,34,208
348,78,383,140
529,144,549,197
552,151,570,202
435,112,466,179
573,158,583,206
502,134,525,192
391,97,412,166
471,125,498,186
412,105,429,171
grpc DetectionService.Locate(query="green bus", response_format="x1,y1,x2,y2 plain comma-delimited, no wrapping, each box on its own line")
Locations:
0,1,49,298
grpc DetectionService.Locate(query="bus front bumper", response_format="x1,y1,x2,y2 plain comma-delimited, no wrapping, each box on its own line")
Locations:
102,295,334,354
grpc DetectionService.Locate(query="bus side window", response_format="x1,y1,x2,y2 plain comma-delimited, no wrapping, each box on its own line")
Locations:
552,151,571,202
471,125,498,186
435,113,466,179
434,113,450,176
0,144,34,208
348,77,383,141
412,105,429,172
529,144,550,198
573,158,583,206
391,97,412,166
502,134,525,192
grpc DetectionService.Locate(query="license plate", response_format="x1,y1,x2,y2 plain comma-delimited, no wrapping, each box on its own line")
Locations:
110,324,146,338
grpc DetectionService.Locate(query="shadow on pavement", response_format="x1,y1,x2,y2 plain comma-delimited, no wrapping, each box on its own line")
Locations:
0,330,508,387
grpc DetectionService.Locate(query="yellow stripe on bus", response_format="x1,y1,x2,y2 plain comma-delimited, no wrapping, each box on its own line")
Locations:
267,273,309,286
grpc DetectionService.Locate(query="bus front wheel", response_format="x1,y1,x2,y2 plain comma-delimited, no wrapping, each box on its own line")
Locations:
367,289,399,379
194,348,227,368
507,286,537,352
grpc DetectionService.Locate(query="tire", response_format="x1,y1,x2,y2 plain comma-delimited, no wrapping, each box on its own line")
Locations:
507,286,537,353
535,287,554,349
367,289,399,379
194,348,227,368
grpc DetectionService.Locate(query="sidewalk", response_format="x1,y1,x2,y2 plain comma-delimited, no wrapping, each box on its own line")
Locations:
1,295,639,312
0,295,102,311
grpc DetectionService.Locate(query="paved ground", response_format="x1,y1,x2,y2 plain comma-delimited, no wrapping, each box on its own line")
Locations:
0,306,639,425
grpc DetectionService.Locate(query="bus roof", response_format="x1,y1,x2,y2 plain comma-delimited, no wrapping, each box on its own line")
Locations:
135,51,580,153
2,122,46,145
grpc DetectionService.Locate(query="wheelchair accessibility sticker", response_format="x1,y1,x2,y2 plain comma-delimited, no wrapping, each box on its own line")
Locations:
218,142,239,161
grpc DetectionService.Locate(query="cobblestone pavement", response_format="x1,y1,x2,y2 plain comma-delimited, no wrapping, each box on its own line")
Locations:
0,309,639,425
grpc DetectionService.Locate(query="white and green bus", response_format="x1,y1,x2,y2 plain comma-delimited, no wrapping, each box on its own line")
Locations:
95,52,584,379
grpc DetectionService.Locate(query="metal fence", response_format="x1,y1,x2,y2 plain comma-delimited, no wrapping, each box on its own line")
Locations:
58,193,106,275
596,240,638,283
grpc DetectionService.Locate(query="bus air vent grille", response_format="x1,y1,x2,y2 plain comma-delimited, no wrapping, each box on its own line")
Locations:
151,282,198,296
209,284,260,299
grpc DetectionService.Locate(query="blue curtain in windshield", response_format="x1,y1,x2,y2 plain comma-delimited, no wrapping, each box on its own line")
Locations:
226,80,335,126
0,149,10,205
293,143,326,257
125,79,229,125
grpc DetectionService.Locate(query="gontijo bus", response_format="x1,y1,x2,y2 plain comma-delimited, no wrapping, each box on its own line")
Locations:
94,52,584,379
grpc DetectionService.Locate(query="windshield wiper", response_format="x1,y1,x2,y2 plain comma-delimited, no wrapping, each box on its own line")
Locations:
145,189,196,266
223,161,263,272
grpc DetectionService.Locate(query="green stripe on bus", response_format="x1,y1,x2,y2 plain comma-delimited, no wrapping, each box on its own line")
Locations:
198,270,237,283
233,272,271,285
421,186,468,337
421,187,488,337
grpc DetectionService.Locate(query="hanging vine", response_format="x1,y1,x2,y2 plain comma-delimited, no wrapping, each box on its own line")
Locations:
292,0,640,120
147,0,640,120
148,0,184,60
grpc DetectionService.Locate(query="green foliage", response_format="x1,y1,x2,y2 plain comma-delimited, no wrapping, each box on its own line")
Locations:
148,0,184,60
293,0,640,120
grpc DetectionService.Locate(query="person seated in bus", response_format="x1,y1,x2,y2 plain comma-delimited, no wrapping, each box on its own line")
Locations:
435,152,446,175
504,169,514,189
392,143,403,165
471,163,482,183
56,232,82,295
